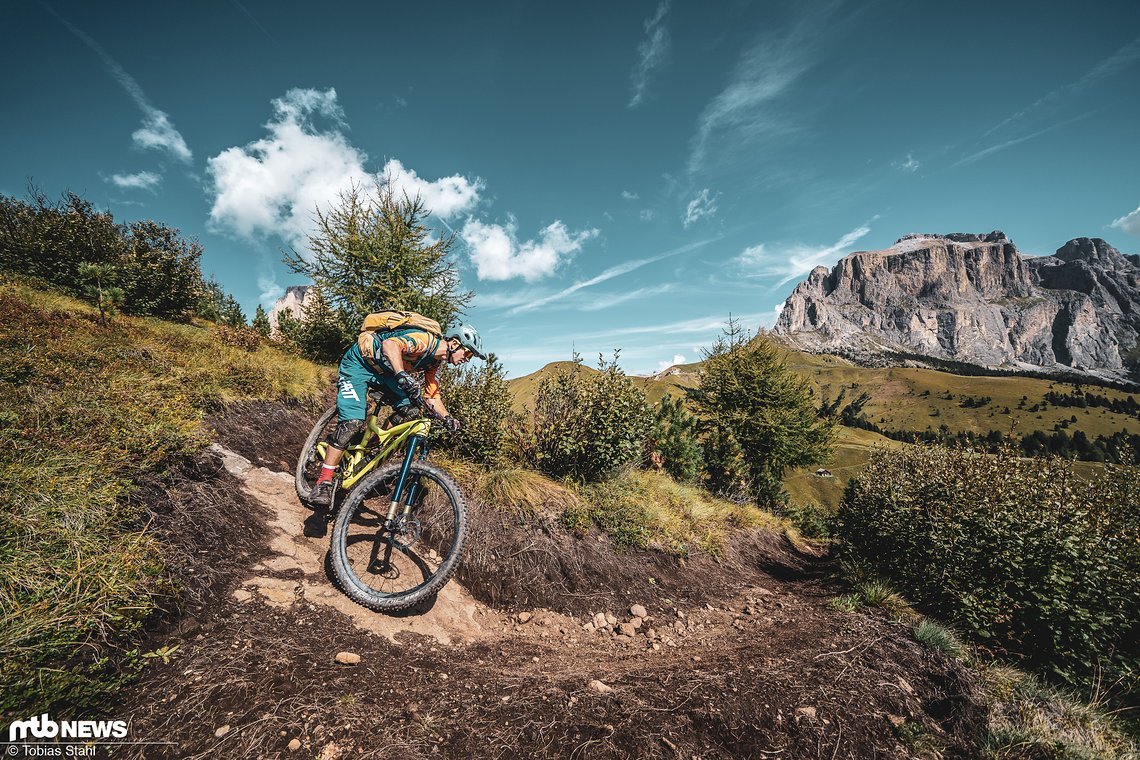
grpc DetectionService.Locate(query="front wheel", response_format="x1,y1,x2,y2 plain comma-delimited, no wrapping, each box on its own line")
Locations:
295,405,338,502
329,460,468,611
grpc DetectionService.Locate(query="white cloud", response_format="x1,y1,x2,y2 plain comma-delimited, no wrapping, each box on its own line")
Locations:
639,208,657,222
737,222,874,286
258,273,284,307
45,6,192,163
656,353,686,373
686,5,839,175
1111,205,1140,236
507,236,722,314
461,218,597,282
894,153,920,172
629,1,671,108
206,88,481,252
132,110,192,163
580,284,674,312
683,188,719,227
384,158,482,219
108,171,161,191
738,243,766,265
621,190,640,201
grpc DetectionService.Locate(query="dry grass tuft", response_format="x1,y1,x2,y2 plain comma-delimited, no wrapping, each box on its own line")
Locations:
981,665,1138,758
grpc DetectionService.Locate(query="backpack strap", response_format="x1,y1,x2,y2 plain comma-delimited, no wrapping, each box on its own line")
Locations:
363,329,440,375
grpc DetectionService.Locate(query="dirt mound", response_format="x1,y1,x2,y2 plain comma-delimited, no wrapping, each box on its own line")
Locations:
111,401,989,758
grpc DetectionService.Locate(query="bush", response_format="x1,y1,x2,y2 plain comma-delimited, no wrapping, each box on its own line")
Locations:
437,355,511,465
520,354,652,483
836,443,1140,696
649,395,702,483
688,322,835,505
0,189,204,321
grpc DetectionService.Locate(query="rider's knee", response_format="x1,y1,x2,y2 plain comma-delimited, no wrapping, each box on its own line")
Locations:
328,418,365,448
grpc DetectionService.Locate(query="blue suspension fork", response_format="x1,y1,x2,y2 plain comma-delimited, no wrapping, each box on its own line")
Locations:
386,435,429,529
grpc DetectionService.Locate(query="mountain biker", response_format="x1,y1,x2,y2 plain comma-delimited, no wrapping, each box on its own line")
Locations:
308,323,486,507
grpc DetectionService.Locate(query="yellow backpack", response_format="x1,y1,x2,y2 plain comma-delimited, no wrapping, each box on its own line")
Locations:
356,310,443,361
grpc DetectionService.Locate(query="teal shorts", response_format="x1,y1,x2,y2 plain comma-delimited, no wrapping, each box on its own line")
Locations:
335,342,414,421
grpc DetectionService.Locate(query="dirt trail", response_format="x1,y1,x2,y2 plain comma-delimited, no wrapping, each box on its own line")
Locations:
113,410,986,759
208,444,486,646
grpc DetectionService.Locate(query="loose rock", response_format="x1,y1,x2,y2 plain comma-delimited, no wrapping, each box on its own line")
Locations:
287,738,302,751
588,679,613,694
630,604,648,618
214,725,231,738
517,611,532,624
335,652,361,665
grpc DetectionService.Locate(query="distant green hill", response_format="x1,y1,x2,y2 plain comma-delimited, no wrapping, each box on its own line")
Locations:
508,342,1138,511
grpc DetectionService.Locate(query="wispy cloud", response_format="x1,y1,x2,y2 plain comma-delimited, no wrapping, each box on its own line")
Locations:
683,188,719,227
44,4,192,163
984,36,1140,140
107,171,161,191
580,283,674,312
461,218,598,282
1111,205,1140,236
207,88,481,252
959,36,1139,167
953,113,1093,168
228,0,280,46
621,190,639,201
737,221,875,287
628,1,671,108
687,4,842,175
508,235,723,315
893,153,920,172
640,208,657,222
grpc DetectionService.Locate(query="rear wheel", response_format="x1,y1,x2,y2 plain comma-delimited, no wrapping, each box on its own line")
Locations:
295,406,338,502
329,460,468,611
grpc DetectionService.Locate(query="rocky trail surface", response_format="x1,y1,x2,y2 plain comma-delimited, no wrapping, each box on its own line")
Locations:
113,403,985,759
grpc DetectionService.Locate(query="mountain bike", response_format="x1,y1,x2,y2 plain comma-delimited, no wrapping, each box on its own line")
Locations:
295,400,468,611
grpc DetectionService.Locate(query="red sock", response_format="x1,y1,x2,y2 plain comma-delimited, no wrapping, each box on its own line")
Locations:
316,464,337,485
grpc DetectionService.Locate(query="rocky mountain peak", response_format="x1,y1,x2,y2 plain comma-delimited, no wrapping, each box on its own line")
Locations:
1052,237,1130,269
774,232,1140,384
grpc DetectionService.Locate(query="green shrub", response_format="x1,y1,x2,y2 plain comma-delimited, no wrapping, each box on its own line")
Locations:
649,395,702,483
837,443,1140,696
520,354,652,483
688,322,835,505
0,190,204,321
438,355,511,465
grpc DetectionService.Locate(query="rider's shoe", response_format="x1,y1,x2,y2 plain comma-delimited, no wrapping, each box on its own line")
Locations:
310,480,334,508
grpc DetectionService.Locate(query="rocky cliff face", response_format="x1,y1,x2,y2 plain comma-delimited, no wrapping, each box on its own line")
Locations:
773,232,1140,383
267,285,312,333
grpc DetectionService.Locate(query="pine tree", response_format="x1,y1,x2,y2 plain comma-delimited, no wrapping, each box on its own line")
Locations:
295,286,349,363
283,177,472,329
688,320,835,505
252,304,271,337
651,395,702,483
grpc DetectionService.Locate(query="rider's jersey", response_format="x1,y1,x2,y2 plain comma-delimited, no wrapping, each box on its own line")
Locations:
343,329,441,400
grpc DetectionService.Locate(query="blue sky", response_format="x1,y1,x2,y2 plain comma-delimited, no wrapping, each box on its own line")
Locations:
3,1,1139,377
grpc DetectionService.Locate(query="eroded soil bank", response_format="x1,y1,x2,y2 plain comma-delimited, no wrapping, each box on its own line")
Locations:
112,402,986,759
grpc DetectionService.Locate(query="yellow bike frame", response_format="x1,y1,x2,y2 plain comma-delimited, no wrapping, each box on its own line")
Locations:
316,415,430,491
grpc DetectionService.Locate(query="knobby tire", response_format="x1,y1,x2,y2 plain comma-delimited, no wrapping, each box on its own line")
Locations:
329,459,468,611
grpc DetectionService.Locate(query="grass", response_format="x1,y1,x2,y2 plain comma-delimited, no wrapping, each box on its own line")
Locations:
575,469,791,556
826,579,917,621
0,278,326,713
981,665,1138,759
913,619,965,658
